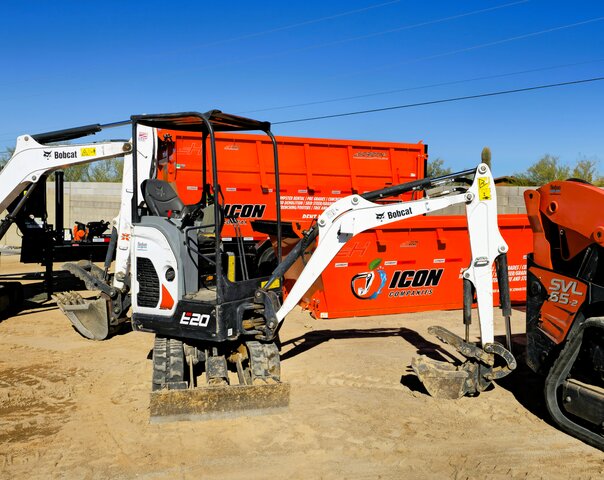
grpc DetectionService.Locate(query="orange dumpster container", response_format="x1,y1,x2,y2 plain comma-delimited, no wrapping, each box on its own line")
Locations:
300,215,531,318
157,130,427,239
157,130,530,318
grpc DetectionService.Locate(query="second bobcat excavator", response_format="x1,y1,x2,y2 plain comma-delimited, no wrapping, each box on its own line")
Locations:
0,121,155,337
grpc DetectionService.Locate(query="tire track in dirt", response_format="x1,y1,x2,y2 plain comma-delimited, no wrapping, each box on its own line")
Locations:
0,363,76,444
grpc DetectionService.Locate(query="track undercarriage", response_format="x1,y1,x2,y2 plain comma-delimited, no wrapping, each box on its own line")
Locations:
149,336,289,422
537,313,604,449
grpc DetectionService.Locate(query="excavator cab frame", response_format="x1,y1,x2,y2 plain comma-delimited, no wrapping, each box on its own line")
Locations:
129,111,284,344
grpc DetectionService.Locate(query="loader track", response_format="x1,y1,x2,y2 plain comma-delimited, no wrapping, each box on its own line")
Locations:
544,317,604,451
152,336,187,391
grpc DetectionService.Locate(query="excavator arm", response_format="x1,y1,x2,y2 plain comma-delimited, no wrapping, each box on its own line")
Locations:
0,136,132,238
257,164,516,399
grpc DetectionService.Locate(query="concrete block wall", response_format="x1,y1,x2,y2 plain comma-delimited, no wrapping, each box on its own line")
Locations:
429,186,533,216
1,183,533,247
1,182,123,247
49,182,123,228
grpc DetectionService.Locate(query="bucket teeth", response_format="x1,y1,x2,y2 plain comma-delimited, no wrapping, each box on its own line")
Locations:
53,291,110,340
412,326,516,400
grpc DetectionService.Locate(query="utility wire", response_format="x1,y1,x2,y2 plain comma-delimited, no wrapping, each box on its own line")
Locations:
273,76,604,125
1,74,602,142
241,57,604,113
178,0,403,50
141,1,532,84
318,14,604,84
0,0,524,95
228,0,531,60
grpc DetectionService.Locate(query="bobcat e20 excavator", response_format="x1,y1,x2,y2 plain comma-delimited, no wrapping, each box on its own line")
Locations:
525,180,604,450
125,111,516,421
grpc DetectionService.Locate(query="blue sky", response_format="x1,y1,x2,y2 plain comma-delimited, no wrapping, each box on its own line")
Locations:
1,0,602,176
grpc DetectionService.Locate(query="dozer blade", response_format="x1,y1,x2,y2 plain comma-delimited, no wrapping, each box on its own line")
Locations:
149,382,290,423
53,291,110,340
412,326,516,400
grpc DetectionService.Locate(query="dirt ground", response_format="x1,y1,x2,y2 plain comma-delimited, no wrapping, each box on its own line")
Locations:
0,256,602,479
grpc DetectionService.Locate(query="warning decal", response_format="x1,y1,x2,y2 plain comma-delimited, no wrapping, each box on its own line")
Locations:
478,177,491,200
80,147,96,157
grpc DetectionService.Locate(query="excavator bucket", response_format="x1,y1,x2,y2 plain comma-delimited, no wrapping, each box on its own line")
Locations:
412,326,516,400
53,291,111,340
149,383,290,423
411,356,474,400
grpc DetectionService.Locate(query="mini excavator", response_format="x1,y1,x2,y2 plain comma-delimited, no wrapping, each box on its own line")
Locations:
124,111,516,421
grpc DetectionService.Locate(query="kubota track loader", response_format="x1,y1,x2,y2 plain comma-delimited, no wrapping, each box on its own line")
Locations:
525,180,604,450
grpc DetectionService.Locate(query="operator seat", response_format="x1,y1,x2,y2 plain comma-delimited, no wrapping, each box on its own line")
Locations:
142,179,188,218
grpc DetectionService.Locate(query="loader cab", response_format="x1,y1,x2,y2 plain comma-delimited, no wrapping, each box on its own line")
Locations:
129,111,283,343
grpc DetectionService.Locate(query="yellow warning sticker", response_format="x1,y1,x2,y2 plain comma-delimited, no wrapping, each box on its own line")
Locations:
261,278,281,289
478,177,491,201
80,147,96,157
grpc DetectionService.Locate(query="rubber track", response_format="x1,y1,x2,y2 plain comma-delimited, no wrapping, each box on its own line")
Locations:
152,336,185,391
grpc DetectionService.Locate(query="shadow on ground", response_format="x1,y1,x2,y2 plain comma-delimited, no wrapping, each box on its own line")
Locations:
494,332,550,422
281,326,456,362
281,325,552,424
281,326,466,396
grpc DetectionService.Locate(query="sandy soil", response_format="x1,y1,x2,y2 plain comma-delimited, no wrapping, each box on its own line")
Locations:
0,256,602,479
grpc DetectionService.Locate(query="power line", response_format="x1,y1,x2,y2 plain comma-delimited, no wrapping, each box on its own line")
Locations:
240,57,604,113
144,1,533,85
0,2,405,91
1,75,602,142
318,15,604,84
178,0,403,50
273,76,604,125
230,0,531,61
0,0,524,98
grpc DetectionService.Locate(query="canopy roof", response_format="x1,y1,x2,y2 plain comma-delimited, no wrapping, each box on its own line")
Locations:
131,110,271,134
